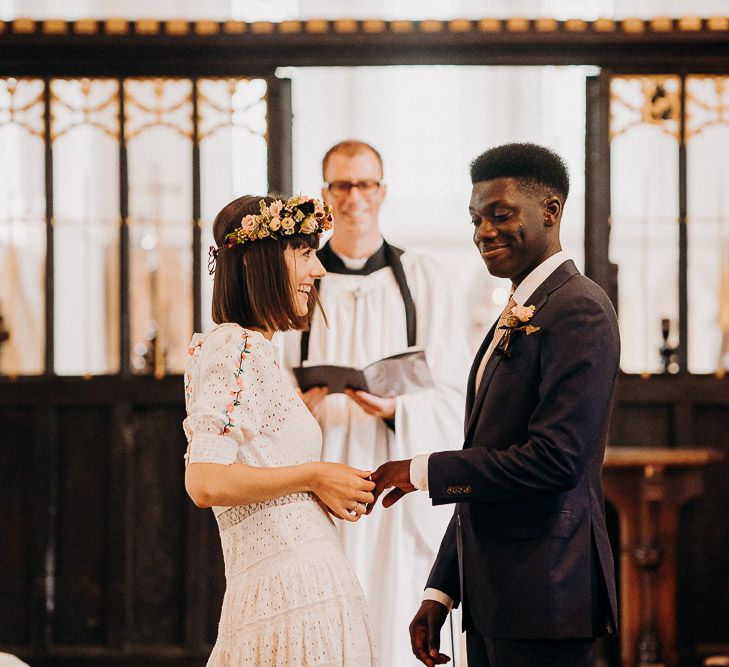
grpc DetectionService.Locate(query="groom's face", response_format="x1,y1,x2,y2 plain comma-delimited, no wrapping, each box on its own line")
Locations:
470,177,556,286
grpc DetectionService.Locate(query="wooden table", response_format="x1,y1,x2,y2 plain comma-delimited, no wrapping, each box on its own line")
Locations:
603,447,724,667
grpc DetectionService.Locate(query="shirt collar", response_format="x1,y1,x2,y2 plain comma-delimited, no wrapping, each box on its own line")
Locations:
512,250,570,306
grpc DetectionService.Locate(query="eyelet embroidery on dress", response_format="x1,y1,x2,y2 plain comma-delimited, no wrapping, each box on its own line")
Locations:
222,332,252,434
216,492,314,530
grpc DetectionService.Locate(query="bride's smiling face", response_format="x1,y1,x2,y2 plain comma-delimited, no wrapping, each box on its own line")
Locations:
284,246,326,316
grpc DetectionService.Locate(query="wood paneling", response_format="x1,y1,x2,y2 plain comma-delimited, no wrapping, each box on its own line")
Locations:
130,405,187,645
0,408,36,646
54,407,111,645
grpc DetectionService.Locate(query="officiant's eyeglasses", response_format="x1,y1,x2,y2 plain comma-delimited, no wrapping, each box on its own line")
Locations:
325,180,382,197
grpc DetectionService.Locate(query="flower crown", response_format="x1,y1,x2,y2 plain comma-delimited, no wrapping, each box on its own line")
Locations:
208,195,333,274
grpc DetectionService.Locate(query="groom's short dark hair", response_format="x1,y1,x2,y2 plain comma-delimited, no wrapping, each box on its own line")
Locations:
470,143,569,202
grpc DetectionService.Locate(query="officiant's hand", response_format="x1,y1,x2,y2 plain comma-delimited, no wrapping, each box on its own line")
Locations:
366,459,415,513
344,389,396,420
298,386,328,419
410,600,451,666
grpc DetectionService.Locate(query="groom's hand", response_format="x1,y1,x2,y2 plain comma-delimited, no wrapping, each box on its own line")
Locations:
366,459,415,513
410,600,451,666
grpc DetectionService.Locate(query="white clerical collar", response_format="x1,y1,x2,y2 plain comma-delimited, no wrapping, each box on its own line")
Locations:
512,250,570,306
336,241,384,271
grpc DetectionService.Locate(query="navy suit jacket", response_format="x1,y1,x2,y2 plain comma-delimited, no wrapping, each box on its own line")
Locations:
426,260,620,640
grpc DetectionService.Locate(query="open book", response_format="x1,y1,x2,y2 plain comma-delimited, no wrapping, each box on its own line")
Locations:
293,349,434,396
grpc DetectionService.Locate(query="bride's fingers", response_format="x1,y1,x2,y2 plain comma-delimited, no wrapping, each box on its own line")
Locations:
357,491,375,505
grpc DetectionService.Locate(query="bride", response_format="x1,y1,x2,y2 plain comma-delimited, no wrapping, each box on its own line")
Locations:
183,194,377,666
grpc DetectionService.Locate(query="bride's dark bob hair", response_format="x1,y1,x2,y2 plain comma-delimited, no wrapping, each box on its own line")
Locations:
211,194,324,332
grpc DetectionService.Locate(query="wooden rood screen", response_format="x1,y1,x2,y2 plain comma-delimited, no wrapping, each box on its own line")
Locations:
1,16,729,666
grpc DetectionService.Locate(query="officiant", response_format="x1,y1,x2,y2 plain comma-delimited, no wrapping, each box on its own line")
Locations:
278,139,468,666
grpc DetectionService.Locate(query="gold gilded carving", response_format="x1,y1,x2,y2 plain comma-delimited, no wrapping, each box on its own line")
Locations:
279,20,302,33
478,19,501,32
74,19,98,34
124,78,193,141
707,16,729,31
333,19,357,33
564,19,587,32
194,21,219,35
197,78,266,142
448,19,472,33
593,18,616,32
650,17,673,32
250,22,274,34
534,18,558,32
686,76,729,141
51,78,119,142
678,16,702,31
419,20,444,33
390,20,414,33
506,18,529,32
362,20,386,33
165,20,190,35
0,77,45,138
11,19,36,34
622,18,645,33
223,21,246,34
610,76,680,142
43,20,67,34
136,19,160,35
305,20,328,33
105,18,129,35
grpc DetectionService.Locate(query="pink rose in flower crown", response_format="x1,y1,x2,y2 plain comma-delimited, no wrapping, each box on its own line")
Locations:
269,200,284,218
239,215,256,236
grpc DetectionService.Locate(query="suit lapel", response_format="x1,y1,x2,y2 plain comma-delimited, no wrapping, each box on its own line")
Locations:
465,320,497,433
463,260,579,445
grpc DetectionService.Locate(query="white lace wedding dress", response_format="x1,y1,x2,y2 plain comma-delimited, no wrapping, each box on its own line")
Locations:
184,324,376,666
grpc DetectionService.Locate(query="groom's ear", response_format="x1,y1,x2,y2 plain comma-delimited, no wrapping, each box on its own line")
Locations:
543,196,562,227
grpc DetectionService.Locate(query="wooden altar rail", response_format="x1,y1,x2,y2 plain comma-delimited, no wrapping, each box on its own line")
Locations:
604,447,725,667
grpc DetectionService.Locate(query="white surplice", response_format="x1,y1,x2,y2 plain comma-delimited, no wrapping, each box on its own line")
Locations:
278,247,469,666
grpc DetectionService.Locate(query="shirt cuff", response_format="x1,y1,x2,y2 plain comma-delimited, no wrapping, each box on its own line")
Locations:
423,587,454,611
410,454,431,491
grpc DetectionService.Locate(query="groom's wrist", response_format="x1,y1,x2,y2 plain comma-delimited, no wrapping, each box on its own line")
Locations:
410,454,431,491
423,587,454,611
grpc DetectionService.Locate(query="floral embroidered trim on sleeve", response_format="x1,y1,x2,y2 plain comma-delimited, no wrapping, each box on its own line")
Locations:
222,332,253,434
184,334,205,404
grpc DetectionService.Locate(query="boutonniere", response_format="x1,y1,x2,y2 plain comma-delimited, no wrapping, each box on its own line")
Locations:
496,304,541,358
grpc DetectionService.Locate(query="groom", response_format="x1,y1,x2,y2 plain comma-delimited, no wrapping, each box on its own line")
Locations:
369,143,620,666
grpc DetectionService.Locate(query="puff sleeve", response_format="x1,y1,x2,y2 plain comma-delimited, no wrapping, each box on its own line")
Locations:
183,328,262,465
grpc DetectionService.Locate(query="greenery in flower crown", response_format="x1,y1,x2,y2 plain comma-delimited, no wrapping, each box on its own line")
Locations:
223,195,333,248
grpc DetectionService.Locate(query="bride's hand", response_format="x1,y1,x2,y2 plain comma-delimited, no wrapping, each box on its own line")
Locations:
309,462,375,522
